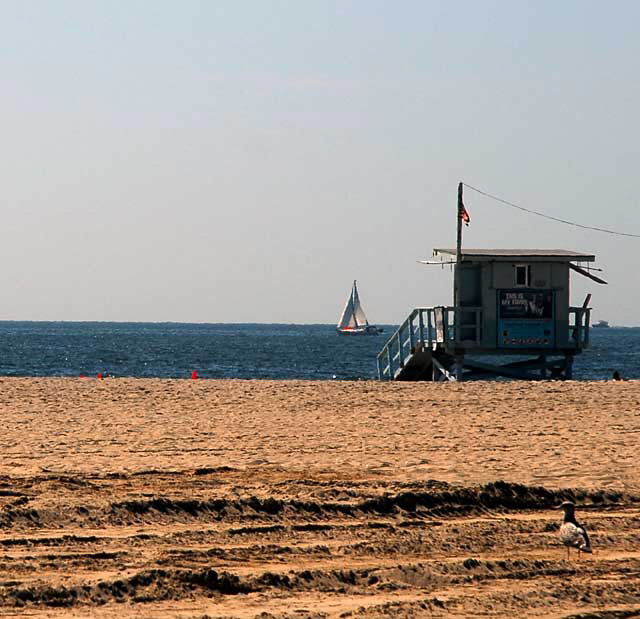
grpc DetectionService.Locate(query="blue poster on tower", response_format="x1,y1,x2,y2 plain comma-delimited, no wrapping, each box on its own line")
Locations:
498,290,555,348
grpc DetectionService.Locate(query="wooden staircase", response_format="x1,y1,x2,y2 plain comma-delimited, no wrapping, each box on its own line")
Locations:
376,307,453,381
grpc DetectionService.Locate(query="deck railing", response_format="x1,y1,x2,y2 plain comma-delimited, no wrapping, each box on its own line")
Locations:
569,306,591,349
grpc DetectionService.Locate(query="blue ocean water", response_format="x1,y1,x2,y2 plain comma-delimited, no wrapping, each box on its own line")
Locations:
0,322,638,381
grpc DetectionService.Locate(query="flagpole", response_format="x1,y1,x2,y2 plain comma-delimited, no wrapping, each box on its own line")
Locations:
454,182,463,344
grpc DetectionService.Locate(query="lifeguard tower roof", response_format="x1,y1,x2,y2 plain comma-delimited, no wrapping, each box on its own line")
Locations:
433,249,596,262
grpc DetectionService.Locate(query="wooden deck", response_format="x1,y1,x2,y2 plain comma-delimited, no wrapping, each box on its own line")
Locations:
377,305,591,381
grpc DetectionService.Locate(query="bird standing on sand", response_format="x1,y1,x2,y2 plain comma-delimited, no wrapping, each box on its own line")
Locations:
557,501,592,559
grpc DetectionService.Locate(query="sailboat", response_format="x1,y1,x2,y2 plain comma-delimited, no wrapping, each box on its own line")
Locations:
336,280,383,335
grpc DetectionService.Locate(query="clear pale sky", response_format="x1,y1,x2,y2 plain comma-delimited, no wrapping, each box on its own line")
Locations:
2,1,639,324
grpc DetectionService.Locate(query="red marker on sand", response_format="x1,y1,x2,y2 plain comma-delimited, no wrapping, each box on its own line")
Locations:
191,371,197,380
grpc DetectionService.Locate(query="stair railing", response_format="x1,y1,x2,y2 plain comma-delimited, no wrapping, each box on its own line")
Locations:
377,306,482,380
377,308,442,379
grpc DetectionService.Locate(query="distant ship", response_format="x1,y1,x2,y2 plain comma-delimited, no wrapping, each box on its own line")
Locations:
593,320,610,328
336,280,383,335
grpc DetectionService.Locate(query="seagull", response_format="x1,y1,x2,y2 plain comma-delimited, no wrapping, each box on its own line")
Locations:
556,501,592,559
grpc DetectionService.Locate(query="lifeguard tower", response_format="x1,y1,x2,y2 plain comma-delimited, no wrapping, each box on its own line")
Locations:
377,184,607,381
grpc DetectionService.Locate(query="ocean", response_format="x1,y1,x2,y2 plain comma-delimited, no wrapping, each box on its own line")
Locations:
0,322,638,381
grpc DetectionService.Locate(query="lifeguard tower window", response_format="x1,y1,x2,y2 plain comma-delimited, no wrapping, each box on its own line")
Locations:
515,264,531,287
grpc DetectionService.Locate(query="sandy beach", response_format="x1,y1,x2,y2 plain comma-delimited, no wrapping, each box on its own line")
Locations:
0,377,639,618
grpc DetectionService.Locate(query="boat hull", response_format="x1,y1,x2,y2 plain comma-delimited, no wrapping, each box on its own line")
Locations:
337,326,383,335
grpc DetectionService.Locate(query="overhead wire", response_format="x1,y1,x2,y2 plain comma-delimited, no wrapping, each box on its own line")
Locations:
462,182,640,239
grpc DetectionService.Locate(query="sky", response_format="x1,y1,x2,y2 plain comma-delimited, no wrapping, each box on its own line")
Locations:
2,1,639,324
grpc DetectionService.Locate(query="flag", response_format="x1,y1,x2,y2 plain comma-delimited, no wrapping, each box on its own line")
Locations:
459,200,470,226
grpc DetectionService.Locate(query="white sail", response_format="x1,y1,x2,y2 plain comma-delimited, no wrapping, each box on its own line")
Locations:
337,289,356,328
337,281,370,329
351,281,369,326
